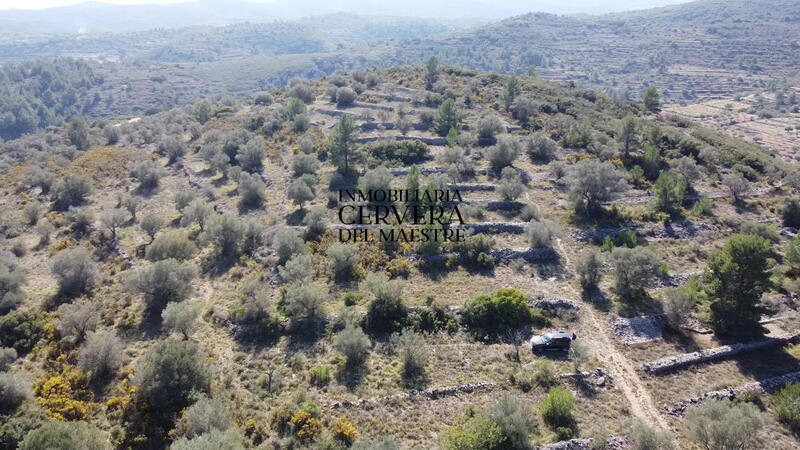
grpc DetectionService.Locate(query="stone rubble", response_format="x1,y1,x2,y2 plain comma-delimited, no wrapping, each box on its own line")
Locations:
610,315,665,345
329,381,496,409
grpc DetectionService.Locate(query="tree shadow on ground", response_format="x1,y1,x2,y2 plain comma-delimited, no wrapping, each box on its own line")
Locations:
336,364,368,392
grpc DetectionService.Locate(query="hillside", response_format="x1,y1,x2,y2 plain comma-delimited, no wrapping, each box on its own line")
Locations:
2,0,799,140
1,64,800,449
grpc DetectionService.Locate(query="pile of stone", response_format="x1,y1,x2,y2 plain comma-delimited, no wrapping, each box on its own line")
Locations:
462,222,527,234
665,370,800,416
538,436,627,450
330,381,496,409
643,333,800,375
489,247,560,264
610,315,665,345
530,297,581,311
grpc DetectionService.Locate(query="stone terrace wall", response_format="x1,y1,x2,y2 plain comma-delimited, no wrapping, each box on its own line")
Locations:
644,333,800,375
666,370,800,416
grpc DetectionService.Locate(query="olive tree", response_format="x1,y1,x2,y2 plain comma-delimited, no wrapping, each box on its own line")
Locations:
609,247,663,301
200,214,246,258
566,159,628,216
334,323,371,369
51,174,93,210
283,282,327,321
56,300,99,342
162,301,201,339
127,259,195,315
133,340,210,413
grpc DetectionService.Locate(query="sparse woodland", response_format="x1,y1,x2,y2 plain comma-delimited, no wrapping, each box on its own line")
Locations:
1,59,800,450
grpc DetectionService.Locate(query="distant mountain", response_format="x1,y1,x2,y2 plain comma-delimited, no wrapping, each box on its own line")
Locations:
0,0,694,35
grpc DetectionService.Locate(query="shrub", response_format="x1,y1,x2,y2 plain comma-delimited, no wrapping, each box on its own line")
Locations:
175,191,198,212
279,254,314,284
367,140,431,165
334,324,371,369
526,132,557,163
274,227,308,265
782,198,800,228
309,366,331,388
201,214,246,258
292,153,319,177
129,160,165,191
362,273,407,334
540,387,575,430
630,420,675,450
254,92,273,105
0,347,16,370
526,220,556,249
774,382,800,433
25,166,55,194
485,393,537,449
0,372,29,414
20,421,111,450
175,395,232,439
498,167,524,201
441,415,504,450
0,251,25,314
448,233,496,268
392,329,428,385
67,119,90,150
134,340,210,413
51,247,98,296
685,399,763,450
126,259,195,315
461,288,538,339
487,139,520,171
303,207,328,239
330,416,359,446
56,300,98,342
77,329,124,382
438,146,475,181
662,288,695,330
534,359,558,388
289,81,315,104
609,247,663,301
170,428,247,450
327,242,360,282
237,137,266,173
576,251,602,290
238,172,266,207
23,201,43,225
408,296,457,334
51,174,92,210
162,301,201,339
66,206,93,235
476,115,504,140
336,87,357,107
241,218,266,256
0,311,45,354
146,230,197,261
283,282,327,321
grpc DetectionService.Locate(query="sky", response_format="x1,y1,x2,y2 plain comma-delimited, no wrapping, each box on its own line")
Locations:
0,0,193,9
0,0,692,12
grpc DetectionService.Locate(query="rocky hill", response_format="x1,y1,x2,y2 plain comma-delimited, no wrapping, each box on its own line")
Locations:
1,63,799,449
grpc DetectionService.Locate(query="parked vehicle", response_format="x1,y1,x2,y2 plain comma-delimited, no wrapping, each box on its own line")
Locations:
531,331,574,353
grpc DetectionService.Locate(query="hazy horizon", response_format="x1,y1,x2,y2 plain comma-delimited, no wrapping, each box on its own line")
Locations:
0,0,696,17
